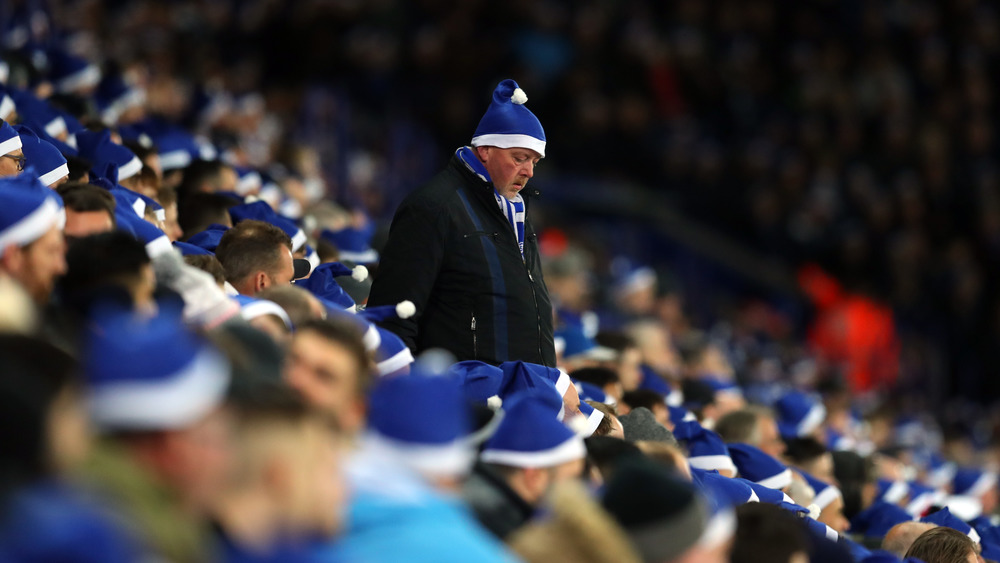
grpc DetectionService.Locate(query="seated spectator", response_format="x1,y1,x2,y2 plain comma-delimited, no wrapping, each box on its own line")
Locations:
905,526,980,563
62,232,155,313
215,219,305,296
571,367,624,403
715,406,786,459
56,182,116,240
0,120,24,178
785,437,836,484
883,522,938,558
731,503,809,563
176,160,238,198
177,192,235,240
586,400,624,439
619,389,671,428
594,331,643,392
156,185,182,242
0,173,68,305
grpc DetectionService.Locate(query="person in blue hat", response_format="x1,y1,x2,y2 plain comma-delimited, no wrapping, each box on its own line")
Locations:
368,79,555,367
0,171,67,304
13,125,67,187
0,119,24,177
215,219,309,296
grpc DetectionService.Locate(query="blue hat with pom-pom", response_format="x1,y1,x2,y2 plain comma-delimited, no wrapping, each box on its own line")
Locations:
0,170,64,250
922,507,980,543
471,79,546,157
727,443,793,490
673,420,736,475
319,225,379,265
449,361,508,405
481,393,585,468
775,389,826,440
373,326,414,376
13,125,67,186
233,295,292,330
75,129,142,182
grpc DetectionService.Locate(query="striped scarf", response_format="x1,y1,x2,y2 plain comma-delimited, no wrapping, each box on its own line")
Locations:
456,146,525,257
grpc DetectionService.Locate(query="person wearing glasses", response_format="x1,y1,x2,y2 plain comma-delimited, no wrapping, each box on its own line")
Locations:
0,120,25,177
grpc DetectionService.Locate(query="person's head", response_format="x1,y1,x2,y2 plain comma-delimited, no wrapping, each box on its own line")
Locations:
0,175,68,304
818,492,850,535
183,254,226,289
832,451,879,520
715,406,785,459
572,367,623,403
177,192,235,240
595,331,643,392
905,526,980,563
586,400,624,439
0,120,24,178
0,335,88,497
156,185,182,242
257,285,326,328
470,79,545,201
177,159,238,198
14,126,69,187
62,231,155,310
883,522,937,557
236,297,293,347
543,246,593,311
64,155,92,183
56,182,116,240
634,441,692,481
620,390,670,428
625,319,682,379
283,317,372,435
731,503,809,563
122,140,161,179
784,437,835,483
215,219,295,296
120,165,160,200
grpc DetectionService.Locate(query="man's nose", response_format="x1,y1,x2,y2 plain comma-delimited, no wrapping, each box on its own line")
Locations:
522,161,534,178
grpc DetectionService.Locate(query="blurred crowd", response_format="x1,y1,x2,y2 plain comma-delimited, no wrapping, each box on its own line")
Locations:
3,0,1000,562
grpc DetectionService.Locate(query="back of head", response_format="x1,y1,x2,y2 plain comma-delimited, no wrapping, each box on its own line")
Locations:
177,159,228,197
62,231,151,308
177,192,235,238
621,390,665,413
570,367,620,389
257,285,323,328
731,503,809,563
883,522,937,557
715,408,764,444
584,436,643,482
905,526,976,563
57,181,116,215
183,254,226,286
215,219,291,288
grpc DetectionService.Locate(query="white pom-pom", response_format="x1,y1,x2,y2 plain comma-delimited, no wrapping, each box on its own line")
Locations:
487,395,503,409
352,265,369,281
396,300,416,319
511,88,528,105
807,504,821,520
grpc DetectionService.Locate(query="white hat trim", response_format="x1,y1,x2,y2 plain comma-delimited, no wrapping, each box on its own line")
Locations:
812,483,842,510
0,196,63,250
376,347,415,376
235,171,262,195
0,95,14,121
689,454,738,474
159,149,192,171
118,155,143,182
907,491,943,517
224,281,240,296
130,196,145,219
337,248,380,264
576,407,605,437
43,116,66,139
290,229,306,253
883,480,909,504
154,207,165,222
823,523,839,542
0,61,8,84
555,369,571,396
929,462,957,489
480,434,586,468
364,430,473,479
698,508,736,548
89,347,230,431
965,471,998,498
362,323,381,351
756,468,793,490
55,64,101,93
0,134,22,157
470,133,546,158
795,402,827,437
945,495,985,523
240,299,292,329
747,489,760,503
145,235,174,259
39,163,69,187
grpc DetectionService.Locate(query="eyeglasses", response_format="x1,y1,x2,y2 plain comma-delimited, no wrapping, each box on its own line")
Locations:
1,154,25,172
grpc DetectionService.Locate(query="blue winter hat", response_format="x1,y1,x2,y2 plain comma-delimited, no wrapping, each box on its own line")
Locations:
673,420,736,475
692,467,756,507
13,125,67,186
449,361,508,404
46,48,100,93
775,389,827,440
229,201,307,252
113,206,172,259
905,481,945,517
366,369,473,477
926,453,958,489
499,361,572,403
95,71,144,125
0,118,21,157
800,470,842,511
576,400,605,437
294,263,358,312
669,405,698,426
233,295,292,330
233,166,262,196
10,89,68,144
743,480,792,505
610,257,657,298
471,79,546,158
173,240,212,256
153,128,201,171
0,85,14,121
922,507,980,544
702,376,743,399
374,326,414,376
83,304,231,430
876,479,910,505
481,393,585,468
186,224,228,253
727,443,793,490
0,171,64,249
953,467,998,498
356,301,417,326
638,364,683,405
575,380,613,405
75,129,142,182
554,324,616,362
319,226,379,264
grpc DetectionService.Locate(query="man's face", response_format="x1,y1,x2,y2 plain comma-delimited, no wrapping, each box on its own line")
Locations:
2,225,67,304
0,148,24,177
64,210,114,239
477,146,541,201
285,421,346,538
284,330,365,434
819,495,850,534
271,248,296,288
162,203,183,242
757,415,786,458
165,408,235,515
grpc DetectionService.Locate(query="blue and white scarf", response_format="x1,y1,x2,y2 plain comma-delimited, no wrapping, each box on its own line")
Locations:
456,146,525,257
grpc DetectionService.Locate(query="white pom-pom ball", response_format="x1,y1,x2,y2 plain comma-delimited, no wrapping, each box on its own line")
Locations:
807,504,821,520
352,265,369,281
396,300,416,319
511,88,528,105
487,395,503,409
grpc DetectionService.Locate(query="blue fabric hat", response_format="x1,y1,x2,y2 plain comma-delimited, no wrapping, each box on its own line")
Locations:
727,443,793,490
10,89,69,144
499,361,572,403
374,326,414,376
84,304,230,430
800,470,842,511
357,301,416,327
448,361,508,404
554,324,615,362
575,400,605,437
742,480,792,505
294,263,358,312
75,129,142,182
775,389,826,440
691,467,756,507
922,507,980,543
875,479,910,505
673,420,736,475
153,128,201,171
366,369,473,477
233,295,292,330
669,405,698,426
113,206,172,259
229,201,307,252
801,515,841,542
233,166,262,196
638,364,683,405
95,71,144,125
0,85,14,121
0,171,64,249
610,257,657,297
46,48,100,93
319,226,380,265
953,467,998,497
0,118,21,157
481,393,585,468
575,380,613,405
13,125,67,186
926,453,958,489
173,240,212,256
186,224,229,253
471,79,546,158
906,481,945,517
702,376,743,399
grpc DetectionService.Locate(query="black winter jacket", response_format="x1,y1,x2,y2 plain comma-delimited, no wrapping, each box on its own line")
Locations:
367,152,556,366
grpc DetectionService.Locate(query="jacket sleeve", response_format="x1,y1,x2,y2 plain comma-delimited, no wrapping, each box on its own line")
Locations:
367,198,448,351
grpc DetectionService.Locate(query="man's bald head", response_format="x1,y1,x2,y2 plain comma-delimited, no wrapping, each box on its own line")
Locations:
883,521,937,557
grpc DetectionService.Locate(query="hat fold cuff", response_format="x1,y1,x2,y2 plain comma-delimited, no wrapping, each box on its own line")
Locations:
480,435,585,468
471,134,545,158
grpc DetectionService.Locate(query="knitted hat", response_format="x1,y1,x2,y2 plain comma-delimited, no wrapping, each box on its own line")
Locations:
481,394,585,468
728,443,793,490
0,172,64,250
618,407,675,444
13,125,67,186
471,79,546,157
775,390,826,440
672,420,736,474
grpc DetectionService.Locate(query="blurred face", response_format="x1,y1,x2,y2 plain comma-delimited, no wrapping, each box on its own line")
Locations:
165,408,236,515
476,146,541,201
64,210,114,238
285,422,346,538
757,415,786,458
675,538,732,563
618,347,643,391
47,386,91,474
249,315,290,346
819,496,850,534
1,226,67,304
162,203,183,242
284,331,365,434
0,148,24,177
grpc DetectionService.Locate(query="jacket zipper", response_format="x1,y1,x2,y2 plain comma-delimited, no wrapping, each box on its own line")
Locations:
471,313,478,359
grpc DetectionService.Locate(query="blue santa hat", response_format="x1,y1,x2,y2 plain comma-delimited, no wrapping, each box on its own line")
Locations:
575,380,614,406
173,240,213,256
800,471,842,511
186,224,228,253
669,404,698,426
153,128,201,171
692,467,757,506
481,393,586,468
374,326,414,376
233,166,262,196
83,304,231,430
233,295,292,330
0,118,21,157
554,324,616,362
0,85,14,121
953,467,998,498
742,480,793,506
610,256,657,298
13,125,67,186
638,365,683,406
727,443,793,490
702,376,743,400
366,368,473,478
775,389,826,440
319,225,380,265
10,90,68,145
0,171,64,250
75,129,143,182
499,361,572,404
357,301,416,328
113,206,172,259
95,71,144,125
905,481,945,517
875,479,910,505
471,79,546,158
449,361,508,406
46,48,101,93
926,453,958,489
294,263,358,313
673,420,737,475
229,201,307,253
922,507,981,544
575,401,605,438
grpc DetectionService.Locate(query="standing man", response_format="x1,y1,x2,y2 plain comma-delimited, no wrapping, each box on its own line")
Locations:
368,79,555,366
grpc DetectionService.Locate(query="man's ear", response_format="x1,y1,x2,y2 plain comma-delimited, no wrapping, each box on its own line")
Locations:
255,271,269,292
474,145,489,162
0,244,24,275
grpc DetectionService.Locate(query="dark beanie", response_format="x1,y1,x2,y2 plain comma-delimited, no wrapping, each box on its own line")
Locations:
602,459,707,563
619,407,678,445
